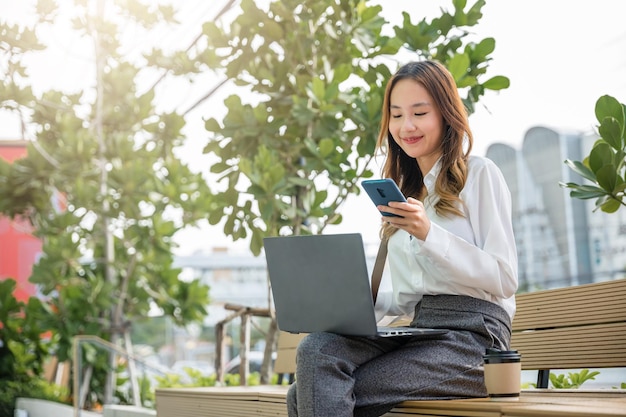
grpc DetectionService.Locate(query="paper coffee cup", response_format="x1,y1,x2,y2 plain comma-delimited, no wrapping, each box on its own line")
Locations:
483,349,522,400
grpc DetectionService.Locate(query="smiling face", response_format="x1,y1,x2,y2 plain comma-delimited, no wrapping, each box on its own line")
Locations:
388,78,445,174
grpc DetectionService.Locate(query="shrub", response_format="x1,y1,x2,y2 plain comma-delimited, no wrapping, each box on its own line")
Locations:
0,377,69,417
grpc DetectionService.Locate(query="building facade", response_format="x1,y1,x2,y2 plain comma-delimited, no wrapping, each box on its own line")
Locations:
486,126,626,291
0,141,41,302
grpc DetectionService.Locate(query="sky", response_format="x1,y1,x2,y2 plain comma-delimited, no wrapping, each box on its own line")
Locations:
1,0,625,254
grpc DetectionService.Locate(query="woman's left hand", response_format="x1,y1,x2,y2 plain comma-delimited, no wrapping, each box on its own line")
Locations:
379,197,431,240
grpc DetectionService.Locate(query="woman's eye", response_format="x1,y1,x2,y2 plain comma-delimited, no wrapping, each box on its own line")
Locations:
391,114,402,119
415,112,426,116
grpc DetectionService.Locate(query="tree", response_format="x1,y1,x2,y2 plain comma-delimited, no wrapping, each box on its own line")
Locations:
203,0,509,256
0,0,213,408
201,0,509,382
561,95,626,213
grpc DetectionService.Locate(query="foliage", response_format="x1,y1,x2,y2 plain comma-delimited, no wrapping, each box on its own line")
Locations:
202,0,510,256
549,369,600,389
130,317,170,350
0,0,213,406
0,284,64,412
561,95,626,213
0,377,69,417
115,374,156,409
0,279,51,380
154,369,274,389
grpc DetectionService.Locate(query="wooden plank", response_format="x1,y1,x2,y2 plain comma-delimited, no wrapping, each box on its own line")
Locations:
513,279,626,331
500,391,626,416
515,283,626,305
156,385,290,417
277,331,307,349
394,391,626,417
516,280,626,301
512,322,626,369
388,406,501,416
503,403,626,417
274,348,297,374
513,306,625,330
275,332,306,374
514,281,626,305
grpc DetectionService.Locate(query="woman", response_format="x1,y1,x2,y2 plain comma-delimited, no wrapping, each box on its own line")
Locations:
286,60,518,417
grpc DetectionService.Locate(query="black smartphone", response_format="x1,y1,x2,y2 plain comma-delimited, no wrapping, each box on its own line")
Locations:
362,179,407,217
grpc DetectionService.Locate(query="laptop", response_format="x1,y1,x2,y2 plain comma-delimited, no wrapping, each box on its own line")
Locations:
263,233,448,338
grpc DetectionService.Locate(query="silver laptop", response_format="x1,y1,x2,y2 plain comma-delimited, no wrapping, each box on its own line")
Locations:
263,233,448,338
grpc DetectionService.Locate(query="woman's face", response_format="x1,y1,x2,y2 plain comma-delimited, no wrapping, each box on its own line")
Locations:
388,78,444,174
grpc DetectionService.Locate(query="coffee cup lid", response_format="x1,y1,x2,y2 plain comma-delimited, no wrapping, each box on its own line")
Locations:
484,348,519,355
483,348,521,362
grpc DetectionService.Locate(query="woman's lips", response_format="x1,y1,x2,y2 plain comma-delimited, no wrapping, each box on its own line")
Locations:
403,136,422,144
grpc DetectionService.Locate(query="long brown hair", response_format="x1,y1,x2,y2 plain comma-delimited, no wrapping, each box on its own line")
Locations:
377,60,472,240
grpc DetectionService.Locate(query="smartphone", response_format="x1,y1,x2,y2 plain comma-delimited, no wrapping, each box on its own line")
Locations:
362,179,407,217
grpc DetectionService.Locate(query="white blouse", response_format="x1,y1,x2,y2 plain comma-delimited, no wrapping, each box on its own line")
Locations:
374,155,518,321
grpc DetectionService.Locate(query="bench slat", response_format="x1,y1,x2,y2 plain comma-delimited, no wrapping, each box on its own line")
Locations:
512,322,626,369
277,332,307,349
513,306,625,330
389,391,626,417
274,349,297,374
513,280,626,331
274,332,306,375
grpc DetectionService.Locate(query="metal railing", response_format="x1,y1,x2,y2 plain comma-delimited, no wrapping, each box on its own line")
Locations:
71,335,168,417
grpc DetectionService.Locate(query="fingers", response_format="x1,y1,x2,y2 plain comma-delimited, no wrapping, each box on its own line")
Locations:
386,198,421,212
406,197,420,205
377,199,419,217
379,198,430,240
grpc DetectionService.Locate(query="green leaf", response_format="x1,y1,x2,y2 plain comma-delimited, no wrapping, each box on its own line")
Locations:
482,75,510,91
563,184,607,200
564,159,596,182
473,37,495,59
210,162,231,174
589,142,614,173
598,117,623,150
596,164,617,192
466,0,486,25
310,77,325,102
319,138,335,157
324,81,340,101
456,75,477,88
289,177,313,187
601,198,621,213
595,95,625,131
333,64,352,84
447,53,470,81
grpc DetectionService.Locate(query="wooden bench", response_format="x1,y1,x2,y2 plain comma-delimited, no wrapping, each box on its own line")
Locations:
511,278,626,388
155,279,626,417
274,331,304,385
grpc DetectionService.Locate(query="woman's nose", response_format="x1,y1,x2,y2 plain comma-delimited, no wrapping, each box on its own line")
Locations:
403,117,416,130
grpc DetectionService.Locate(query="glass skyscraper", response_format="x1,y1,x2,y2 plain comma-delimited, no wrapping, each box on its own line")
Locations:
486,126,626,291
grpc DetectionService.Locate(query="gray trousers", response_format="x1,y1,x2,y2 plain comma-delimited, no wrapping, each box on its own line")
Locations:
286,295,512,417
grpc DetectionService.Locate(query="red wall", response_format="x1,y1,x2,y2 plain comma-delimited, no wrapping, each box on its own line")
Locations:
0,142,41,302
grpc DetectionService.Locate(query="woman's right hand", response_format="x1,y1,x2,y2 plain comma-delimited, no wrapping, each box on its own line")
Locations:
380,197,431,240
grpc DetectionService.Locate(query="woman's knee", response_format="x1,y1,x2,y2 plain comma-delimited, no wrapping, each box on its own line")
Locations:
286,382,297,414
296,332,338,359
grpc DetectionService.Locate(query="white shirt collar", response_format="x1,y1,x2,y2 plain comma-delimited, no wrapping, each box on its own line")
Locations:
423,157,442,195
